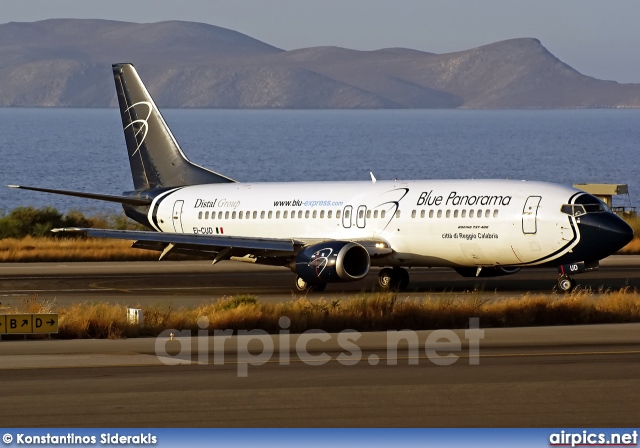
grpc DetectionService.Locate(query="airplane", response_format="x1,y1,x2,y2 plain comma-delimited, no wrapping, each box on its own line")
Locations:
8,63,634,293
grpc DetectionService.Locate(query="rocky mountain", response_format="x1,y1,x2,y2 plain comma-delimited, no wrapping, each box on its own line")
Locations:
1,19,639,108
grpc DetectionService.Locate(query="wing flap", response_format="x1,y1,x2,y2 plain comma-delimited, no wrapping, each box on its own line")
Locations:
52,227,298,252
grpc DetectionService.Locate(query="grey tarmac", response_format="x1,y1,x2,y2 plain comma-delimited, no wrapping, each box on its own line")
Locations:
1,255,640,308
0,258,639,427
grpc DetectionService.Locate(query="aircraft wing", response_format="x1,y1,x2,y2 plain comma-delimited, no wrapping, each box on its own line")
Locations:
52,227,301,263
52,228,394,263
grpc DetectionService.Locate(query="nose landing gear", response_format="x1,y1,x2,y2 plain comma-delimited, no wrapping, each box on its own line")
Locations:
557,275,576,293
556,261,598,293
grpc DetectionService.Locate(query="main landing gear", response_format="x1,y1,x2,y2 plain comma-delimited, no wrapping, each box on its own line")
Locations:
295,275,327,293
378,267,410,291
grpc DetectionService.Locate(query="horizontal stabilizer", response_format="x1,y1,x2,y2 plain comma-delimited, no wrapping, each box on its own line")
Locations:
7,185,152,206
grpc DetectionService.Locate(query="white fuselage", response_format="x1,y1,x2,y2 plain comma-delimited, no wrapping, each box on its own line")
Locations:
147,179,580,268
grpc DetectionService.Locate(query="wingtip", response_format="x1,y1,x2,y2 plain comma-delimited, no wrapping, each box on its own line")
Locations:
6,185,20,188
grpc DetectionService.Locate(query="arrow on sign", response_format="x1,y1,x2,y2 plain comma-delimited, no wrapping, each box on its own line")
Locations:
21,319,28,327
47,319,55,325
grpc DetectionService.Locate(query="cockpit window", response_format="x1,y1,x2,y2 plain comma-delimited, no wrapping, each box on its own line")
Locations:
561,204,586,217
564,193,610,215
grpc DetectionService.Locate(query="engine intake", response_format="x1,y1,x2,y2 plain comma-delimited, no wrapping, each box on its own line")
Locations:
293,241,370,283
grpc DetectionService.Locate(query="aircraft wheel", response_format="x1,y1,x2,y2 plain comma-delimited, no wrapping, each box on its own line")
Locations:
295,276,326,293
396,268,410,291
557,276,575,293
379,268,410,291
378,268,394,290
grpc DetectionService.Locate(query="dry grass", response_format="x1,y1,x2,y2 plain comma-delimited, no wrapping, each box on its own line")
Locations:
0,236,158,262
4,289,640,339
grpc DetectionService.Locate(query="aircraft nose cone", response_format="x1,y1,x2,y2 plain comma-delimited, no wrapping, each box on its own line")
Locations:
576,213,634,259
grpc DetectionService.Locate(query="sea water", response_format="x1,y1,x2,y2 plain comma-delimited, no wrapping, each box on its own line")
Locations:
1,108,638,214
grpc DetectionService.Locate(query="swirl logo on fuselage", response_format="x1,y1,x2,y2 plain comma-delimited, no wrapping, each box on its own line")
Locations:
123,101,153,157
377,187,410,230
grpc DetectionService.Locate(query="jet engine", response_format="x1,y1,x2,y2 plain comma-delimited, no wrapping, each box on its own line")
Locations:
454,266,521,278
293,241,370,283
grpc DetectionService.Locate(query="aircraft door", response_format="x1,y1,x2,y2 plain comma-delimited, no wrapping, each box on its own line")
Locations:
522,196,541,234
342,205,353,228
356,205,367,228
172,200,184,233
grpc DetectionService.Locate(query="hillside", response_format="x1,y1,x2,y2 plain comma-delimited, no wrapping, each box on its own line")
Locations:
1,19,639,108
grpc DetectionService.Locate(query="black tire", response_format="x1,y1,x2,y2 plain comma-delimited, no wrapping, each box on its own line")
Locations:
378,268,394,290
396,268,410,291
557,276,575,293
295,276,326,293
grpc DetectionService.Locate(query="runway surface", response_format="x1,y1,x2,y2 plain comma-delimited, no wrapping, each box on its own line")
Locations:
0,324,639,427
1,255,640,307
1,258,639,427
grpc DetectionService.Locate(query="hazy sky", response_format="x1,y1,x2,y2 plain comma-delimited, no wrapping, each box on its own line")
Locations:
4,0,640,82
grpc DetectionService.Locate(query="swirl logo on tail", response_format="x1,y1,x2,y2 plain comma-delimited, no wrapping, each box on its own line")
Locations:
123,101,153,157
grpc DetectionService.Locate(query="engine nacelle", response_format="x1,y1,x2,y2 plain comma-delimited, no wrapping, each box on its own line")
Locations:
454,266,521,278
293,241,370,283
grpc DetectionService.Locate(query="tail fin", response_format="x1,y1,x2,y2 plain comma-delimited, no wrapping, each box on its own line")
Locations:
112,63,235,190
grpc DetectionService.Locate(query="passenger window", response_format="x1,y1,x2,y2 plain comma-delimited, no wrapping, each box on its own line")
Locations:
305,210,310,219
429,210,434,218
313,210,317,218
477,209,482,218
337,210,342,219
320,210,325,218
359,210,364,219
446,210,451,218
411,210,416,218
253,211,257,219
366,210,371,219
461,210,466,218
493,210,499,218
283,211,288,218
205,211,209,219
276,211,280,219
469,210,474,218
454,210,459,218
225,211,229,219
381,211,386,219
328,210,332,218
485,210,490,218
198,211,202,219
374,210,379,219
298,211,303,218
421,210,425,218
396,211,401,218
218,212,223,220
260,211,265,219
345,210,350,219
238,211,242,219
268,211,273,219
437,210,442,218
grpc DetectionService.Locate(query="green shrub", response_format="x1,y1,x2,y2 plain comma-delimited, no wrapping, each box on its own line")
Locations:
0,206,145,239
